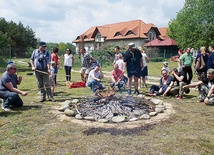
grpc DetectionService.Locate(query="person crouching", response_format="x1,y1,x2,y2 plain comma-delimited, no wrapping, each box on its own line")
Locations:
87,65,105,92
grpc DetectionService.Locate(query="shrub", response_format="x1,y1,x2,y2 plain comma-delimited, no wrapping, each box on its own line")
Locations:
150,57,165,62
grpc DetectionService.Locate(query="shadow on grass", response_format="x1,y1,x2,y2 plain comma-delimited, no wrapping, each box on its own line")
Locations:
83,123,156,136
16,105,42,111
0,105,42,116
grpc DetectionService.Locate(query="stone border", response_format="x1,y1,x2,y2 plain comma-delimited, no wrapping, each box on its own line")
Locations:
49,98,175,129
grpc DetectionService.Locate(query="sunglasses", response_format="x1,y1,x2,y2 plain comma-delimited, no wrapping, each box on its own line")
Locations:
11,68,17,70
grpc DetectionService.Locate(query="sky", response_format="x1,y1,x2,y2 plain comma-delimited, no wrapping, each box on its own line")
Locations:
0,0,185,43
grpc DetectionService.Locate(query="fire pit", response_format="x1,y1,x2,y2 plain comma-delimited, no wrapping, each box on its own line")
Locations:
58,89,168,123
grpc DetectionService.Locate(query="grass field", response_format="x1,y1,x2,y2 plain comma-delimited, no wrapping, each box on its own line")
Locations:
0,59,214,154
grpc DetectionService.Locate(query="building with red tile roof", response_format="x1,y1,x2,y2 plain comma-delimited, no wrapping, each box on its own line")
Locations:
73,19,162,53
73,20,178,58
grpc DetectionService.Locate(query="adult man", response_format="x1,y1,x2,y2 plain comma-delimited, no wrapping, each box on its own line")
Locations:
0,63,28,111
30,41,55,102
51,47,59,85
123,43,144,95
207,44,214,69
80,47,94,82
148,69,173,97
179,47,193,84
110,64,126,90
87,65,105,92
163,68,190,99
112,46,123,65
183,68,214,105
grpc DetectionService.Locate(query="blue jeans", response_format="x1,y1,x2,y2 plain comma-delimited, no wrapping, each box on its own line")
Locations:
0,91,23,108
110,80,125,90
150,85,168,96
87,80,104,92
54,66,58,84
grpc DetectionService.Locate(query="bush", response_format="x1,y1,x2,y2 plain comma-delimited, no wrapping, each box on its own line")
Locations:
150,57,165,62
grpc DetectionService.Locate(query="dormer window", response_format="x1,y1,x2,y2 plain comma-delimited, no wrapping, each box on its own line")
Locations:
125,30,135,36
84,35,88,39
114,32,122,37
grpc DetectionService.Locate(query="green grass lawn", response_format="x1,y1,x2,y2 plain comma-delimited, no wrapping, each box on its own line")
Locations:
0,60,214,154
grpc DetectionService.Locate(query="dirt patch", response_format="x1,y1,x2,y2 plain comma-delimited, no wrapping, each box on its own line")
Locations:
49,102,174,129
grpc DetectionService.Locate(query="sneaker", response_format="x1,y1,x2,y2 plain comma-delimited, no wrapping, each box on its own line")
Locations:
177,96,183,100
127,89,131,95
40,99,46,102
134,89,140,95
49,98,56,102
2,106,11,111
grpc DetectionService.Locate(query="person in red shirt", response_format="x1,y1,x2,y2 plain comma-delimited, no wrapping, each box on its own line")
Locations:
110,64,126,90
51,47,59,85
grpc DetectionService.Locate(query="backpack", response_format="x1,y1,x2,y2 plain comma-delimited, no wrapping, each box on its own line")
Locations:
195,55,206,71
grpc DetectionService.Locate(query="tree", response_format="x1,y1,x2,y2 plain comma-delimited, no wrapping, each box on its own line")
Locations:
168,0,214,49
0,18,37,57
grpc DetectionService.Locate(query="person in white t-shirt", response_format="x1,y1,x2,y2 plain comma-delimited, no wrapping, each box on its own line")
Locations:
87,65,105,92
138,46,149,88
63,48,74,82
115,53,128,83
115,53,124,70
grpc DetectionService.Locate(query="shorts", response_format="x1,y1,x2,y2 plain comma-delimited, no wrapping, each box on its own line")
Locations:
127,71,141,78
80,67,91,75
141,66,148,77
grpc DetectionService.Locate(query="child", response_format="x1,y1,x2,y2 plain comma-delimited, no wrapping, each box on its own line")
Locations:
50,61,56,95
162,61,170,74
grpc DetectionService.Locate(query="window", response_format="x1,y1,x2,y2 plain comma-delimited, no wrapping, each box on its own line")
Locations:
125,30,135,36
114,32,122,37
96,33,104,42
148,32,156,41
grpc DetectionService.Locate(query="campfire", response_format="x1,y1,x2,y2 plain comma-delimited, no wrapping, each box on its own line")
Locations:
71,88,163,123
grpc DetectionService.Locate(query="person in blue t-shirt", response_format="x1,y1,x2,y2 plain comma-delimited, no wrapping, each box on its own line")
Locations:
207,44,214,69
123,43,144,95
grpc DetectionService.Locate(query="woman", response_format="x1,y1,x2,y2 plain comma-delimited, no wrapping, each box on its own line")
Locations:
138,46,149,88
177,49,183,72
195,46,209,80
63,48,74,82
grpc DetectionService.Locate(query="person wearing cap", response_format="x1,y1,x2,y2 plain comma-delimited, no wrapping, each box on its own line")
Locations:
63,48,74,82
0,63,28,111
30,41,55,102
123,43,144,95
51,47,59,85
162,61,170,74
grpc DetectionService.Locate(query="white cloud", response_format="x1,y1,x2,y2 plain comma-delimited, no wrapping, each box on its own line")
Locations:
0,0,185,43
